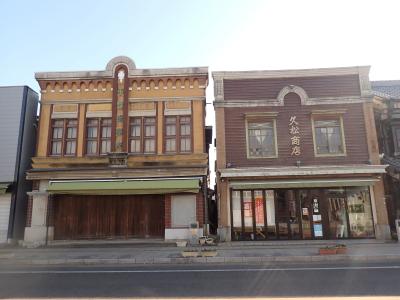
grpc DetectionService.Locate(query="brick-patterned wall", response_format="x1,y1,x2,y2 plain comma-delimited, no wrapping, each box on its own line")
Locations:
164,194,171,229
196,192,204,227
26,195,33,227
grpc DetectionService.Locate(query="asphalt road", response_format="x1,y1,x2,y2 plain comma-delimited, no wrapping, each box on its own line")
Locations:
0,261,399,298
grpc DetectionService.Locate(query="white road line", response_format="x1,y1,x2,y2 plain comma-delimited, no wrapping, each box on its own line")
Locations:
0,265,400,274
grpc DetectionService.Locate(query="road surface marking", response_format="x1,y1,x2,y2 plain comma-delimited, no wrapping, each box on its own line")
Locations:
1,265,400,274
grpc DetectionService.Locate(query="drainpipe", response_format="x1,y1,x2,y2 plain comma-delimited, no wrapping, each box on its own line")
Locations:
45,194,51,247
203,176,209,235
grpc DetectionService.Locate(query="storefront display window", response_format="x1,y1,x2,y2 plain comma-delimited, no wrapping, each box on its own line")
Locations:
254,190,266,239
232,191,242,241
265,190,276,239
231,186,375,241
346,187,374,238
327,189,349,238
243,191,253,239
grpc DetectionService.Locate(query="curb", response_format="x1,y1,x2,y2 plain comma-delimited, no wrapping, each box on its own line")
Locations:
1,254,400,265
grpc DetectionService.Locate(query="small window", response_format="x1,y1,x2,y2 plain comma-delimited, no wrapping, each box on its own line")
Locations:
85,118,111,155
164,116,192,153
313,119,345,155
65,120,77,155
51,120,64,155
129,117,156,154
50,119,78,156
247,121,277,158
165,116,177,153
100,119,112,154
86,119,99,155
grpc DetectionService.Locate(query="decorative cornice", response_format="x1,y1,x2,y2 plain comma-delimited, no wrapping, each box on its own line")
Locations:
36,67,208,80
213,96,369,108
212,66,370,80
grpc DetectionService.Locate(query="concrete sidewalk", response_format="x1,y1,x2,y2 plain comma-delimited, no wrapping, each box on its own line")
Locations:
0,240,399,265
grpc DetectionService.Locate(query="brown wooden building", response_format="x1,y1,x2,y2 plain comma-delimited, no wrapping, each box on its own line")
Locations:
24,56,211,245
213,66,390,242
372,80,400,238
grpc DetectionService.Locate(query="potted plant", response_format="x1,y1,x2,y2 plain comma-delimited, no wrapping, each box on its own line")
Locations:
200,249,218,257
335,244,347,254
181,250,200,257
319,246,337,255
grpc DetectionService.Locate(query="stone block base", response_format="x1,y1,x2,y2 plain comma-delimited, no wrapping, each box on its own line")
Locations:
24,226,54,247
375,224,392,240
217,226,231,242
165,228,203,240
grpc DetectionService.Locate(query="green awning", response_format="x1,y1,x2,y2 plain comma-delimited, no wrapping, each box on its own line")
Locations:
0,183,10,195
230,178,378,189
47,179,200,195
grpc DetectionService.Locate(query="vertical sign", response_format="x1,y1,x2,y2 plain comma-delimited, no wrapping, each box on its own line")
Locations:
289,116,301,156
116,69,125,152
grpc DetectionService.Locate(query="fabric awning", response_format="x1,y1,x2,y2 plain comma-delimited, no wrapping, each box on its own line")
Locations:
229,178,378,189
0,183,10,195
47,179,200,195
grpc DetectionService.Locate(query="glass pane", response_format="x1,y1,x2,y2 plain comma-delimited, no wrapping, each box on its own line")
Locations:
144,117,155,124
144,139,155,153
101,140,111,154
102,126,111,138
145,125,155,137
288,190,300,239
87,119,98,126
315,127,329,153
86,141,97,154
166,125,176,136
131,125,141,137
166,117,176,124
254,190,266,240
347,187,374,238
102,119,112,126
180,124,191,136
131,140,141,153
166,138,176,152
51,141,62,155
65,141,76,155
327,189,349,238
276,190,289,239
232,191,242,241
87,127,98,138
53,120,64,127
299,190,312,239
180,138,191,152
68,120,77,126
265,190,276,239
53,127,63,139
248,122,275,157
243,191,253,239
67,127,76,139
180,116,191,123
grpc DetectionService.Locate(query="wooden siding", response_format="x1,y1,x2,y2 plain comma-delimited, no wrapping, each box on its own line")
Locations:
223,75,361,100
53,194,165,239
224,93,369,167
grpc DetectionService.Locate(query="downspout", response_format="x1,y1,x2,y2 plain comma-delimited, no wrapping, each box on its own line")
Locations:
203,176,208,235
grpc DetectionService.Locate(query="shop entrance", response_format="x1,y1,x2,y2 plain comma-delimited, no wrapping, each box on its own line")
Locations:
230,187,374,241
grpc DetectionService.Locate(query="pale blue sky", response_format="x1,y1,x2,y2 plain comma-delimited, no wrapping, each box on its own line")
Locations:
1,0,399,183
2,0,399,92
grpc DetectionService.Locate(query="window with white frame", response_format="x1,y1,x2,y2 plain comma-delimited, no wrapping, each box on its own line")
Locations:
313,118,345,155
247,120,277,158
